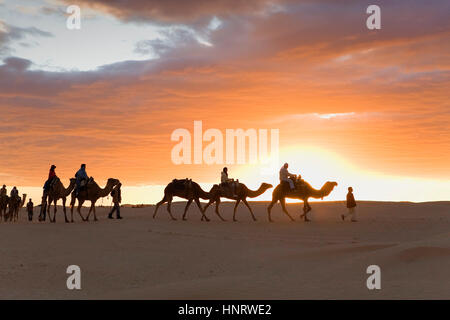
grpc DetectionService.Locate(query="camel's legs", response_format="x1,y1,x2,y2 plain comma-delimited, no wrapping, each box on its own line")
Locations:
194,197,209,222
62,197,69,223
280,198,295,221
153,195,167,219
242,198,257,221
214,198,226,221
166,195,176,221
69,194,75,222
182,199,193,220
86,202,97,221
77,199,85,221
232,199,241,222
52,199,58,223
201,200,213,221
267,199,277,222
301,200,311,222
47,197,52,222
92,203,98,221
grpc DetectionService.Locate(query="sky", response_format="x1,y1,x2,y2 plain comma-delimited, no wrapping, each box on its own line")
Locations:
0,0,449,204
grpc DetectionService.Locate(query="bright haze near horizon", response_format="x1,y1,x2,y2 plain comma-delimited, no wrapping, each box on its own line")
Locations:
0,0,449,204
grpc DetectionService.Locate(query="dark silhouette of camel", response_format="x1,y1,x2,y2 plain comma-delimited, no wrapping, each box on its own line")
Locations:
153,179,211,221
202,182,273,221
267,179,337,222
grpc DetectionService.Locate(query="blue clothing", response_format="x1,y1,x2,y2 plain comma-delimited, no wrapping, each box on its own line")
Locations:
75,168,88,181
75,168,88,195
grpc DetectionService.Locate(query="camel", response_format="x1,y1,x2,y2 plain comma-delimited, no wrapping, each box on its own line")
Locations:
41,178,76,223
6,194,27,222
0,194,8,222
267,178,337,222
153,179,211,221
202,182,273,222
70,178,120,222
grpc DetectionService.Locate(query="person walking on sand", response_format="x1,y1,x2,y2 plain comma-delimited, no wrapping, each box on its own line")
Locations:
27,198,34,221
108,183,122,219
342,187,357,222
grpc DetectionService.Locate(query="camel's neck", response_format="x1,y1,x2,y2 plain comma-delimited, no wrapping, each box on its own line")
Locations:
62,181,76,197
99,183,115,197
309,184,332,199
247,185,267,198
197,185,211,200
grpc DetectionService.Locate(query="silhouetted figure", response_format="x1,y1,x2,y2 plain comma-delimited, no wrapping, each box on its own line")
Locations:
221,167,237,196
27,199,34,221
10,186,18,199
342,186,357,222
108,183,122,219
0,185,6,198
75,164,89,196
279,163,295,190
43,165,57,192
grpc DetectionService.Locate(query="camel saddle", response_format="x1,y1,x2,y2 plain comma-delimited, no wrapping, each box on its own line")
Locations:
172,178,192,190
219,182,239,198
281,179,306,194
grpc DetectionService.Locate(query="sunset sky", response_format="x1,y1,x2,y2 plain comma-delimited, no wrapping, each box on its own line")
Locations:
0,0,449,204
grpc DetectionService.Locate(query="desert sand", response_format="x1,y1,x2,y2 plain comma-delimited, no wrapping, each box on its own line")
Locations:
0,201,449,299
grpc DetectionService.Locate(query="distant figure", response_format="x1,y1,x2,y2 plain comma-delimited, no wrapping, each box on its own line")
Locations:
279,163,295,190
10,186,19,199
342,187,357,222
43,165,57,192
0,185,6,197
27,199,34,221
108,183,122,219
75,164,89,196
221,167,236,196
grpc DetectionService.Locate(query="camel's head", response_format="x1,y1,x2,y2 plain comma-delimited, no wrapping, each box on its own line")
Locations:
107,178,120,187
69,178,76,184
261,183,273,190
324,181,338,192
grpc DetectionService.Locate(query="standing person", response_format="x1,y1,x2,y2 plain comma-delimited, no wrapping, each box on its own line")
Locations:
279,163,295,190
43,165,57,192
342,187,357,222
27,199,34,221
75,164,89,196
108,183,122,219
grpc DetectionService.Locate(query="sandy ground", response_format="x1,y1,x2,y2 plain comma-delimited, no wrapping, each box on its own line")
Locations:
0,200,449,299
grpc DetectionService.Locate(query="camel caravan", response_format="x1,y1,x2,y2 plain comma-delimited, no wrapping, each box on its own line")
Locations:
0,185,27,223
154,164,338,222
1,162,343,223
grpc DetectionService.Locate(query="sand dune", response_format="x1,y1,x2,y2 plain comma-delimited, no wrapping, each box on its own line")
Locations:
0,201,449,299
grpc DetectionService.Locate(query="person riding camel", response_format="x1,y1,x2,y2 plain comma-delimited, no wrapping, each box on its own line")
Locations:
0,185,6,197
43,165,57,192
279,163,296,190
10,186,19,200
221,167,237,196
75,164,89,196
